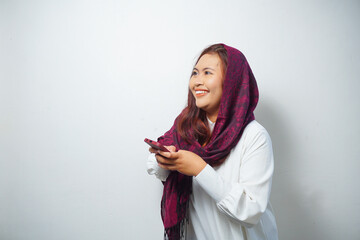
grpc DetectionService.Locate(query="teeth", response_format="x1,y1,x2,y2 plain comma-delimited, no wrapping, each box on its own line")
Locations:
196,91,207,94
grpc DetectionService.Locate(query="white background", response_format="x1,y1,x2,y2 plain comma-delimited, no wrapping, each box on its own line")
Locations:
1,0,359,239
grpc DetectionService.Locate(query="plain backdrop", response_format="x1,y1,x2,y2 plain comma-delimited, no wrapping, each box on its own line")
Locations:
1,0,359,239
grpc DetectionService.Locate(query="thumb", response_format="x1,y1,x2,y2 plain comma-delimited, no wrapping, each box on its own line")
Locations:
166,145,177,152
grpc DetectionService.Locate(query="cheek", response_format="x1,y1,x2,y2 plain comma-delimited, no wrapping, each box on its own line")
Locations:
213,89,223,102
189,78,194,89
189,81,196,97
213,79,223,101
209,77,223,94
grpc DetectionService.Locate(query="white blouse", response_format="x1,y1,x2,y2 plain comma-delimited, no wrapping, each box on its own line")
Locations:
147,120,278,240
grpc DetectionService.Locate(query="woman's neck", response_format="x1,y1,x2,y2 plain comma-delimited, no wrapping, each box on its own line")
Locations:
206,106,220,123
207,113,218,123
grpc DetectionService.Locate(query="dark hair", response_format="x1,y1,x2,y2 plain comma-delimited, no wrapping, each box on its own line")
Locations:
176,44,228,146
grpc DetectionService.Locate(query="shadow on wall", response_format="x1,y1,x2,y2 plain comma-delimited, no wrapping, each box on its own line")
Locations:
255,99,332,240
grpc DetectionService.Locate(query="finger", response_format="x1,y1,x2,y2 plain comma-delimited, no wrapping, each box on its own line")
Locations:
165,145,177,152
158,162,178,171
149,147,159,154
160,149,181,158
156,154,176,165
158,150,173,158
159,150,180,159
155,155,173,165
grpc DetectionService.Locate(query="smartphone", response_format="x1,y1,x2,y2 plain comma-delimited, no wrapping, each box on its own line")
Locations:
144,138,170,152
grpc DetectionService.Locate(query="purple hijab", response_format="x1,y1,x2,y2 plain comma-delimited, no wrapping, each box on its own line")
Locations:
157,44,259,239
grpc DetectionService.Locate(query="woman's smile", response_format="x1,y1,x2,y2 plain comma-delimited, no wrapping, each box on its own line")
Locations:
195,89,209,97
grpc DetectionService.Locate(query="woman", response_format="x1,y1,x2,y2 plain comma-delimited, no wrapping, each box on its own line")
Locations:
147,44,278,240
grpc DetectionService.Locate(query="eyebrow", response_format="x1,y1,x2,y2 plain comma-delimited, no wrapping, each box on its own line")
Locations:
193,67,216,71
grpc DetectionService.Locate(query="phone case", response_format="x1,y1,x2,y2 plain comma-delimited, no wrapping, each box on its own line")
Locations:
144,138,170,152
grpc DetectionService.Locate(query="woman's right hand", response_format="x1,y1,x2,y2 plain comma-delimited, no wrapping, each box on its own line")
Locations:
154,148,207,176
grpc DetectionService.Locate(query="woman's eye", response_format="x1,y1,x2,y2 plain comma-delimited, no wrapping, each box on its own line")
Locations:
191,71,198,76
205,71,212,75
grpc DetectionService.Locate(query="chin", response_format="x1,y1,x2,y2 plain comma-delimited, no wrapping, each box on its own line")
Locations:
196,105,209,113
195,101,206,110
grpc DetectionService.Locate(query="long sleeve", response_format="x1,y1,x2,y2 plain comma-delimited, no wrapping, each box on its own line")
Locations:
194,126,274,228
146,153,170,182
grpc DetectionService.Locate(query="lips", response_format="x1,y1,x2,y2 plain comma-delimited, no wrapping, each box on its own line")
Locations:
195,89,209,97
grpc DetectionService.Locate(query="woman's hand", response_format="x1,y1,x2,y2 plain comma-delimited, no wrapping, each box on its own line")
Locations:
150,146,207,176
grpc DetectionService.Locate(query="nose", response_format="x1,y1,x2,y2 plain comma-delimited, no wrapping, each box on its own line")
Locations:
195,81,203,87
194,74,205,86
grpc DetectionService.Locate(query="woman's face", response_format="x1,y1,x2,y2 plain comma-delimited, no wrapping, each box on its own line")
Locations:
189,53,225,122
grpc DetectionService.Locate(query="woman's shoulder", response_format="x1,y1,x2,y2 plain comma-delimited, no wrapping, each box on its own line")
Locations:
244,120,269,136
238,120,272,148
225,120,273,168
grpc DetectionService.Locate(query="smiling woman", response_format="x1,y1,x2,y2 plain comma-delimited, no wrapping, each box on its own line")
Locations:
147,44,278,240
178,44,229,147
190,53,225,122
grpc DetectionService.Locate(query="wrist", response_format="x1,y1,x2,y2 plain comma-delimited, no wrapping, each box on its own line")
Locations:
194,160,207,176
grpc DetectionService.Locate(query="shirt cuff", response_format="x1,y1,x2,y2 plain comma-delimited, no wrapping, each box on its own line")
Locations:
146,153,170,182
194,164,230,203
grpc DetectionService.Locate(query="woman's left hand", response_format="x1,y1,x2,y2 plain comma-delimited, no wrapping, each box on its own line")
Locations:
155,147,207,176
